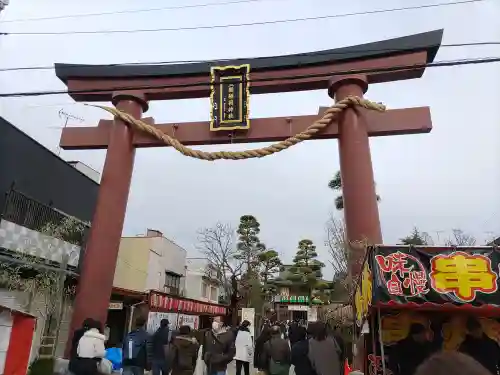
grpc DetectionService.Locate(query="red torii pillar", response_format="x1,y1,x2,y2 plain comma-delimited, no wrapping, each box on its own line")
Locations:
56,29,440,356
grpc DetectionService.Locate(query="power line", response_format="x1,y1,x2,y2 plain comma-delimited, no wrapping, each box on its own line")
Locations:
0,0,486,36
1,41,499,73
1,0,278,23
0,56,498,99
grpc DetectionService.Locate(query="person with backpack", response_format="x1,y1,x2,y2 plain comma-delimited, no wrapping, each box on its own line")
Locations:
308,322,341,375
291,326,316,375
152,319,171,375
122,316,153,375
203,319,236,375
168,325,200,375
261,325,291,375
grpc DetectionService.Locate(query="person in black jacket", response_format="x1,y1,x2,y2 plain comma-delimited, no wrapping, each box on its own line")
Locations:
459,317,500,375
152,319,171,375
288,321,301,348
254,326,271,371
291,326,316,375
389,323,436,375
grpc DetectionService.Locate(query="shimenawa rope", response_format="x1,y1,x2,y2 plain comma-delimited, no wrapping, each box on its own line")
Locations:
91,96,386,161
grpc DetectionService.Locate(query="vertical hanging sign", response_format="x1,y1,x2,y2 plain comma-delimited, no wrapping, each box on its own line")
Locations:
210,64,250,131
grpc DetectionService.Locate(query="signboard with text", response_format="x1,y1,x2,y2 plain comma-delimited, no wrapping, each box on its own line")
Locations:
273,295,310,304
149,291,227,315
210,64,250,131
369,246,500,307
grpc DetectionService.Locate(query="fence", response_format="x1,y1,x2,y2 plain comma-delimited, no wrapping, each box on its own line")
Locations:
1,189,90,247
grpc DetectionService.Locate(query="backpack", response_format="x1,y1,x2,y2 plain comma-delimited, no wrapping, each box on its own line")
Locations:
123,330,147,360
267,340,289,375
173,342,195,371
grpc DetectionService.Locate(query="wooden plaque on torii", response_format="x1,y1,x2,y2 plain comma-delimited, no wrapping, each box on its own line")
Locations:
54,29,442,357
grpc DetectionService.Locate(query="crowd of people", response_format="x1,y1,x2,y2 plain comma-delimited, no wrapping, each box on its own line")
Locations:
65,315,500,375
250,320,345,375
65,316,346,375
388,317,500,375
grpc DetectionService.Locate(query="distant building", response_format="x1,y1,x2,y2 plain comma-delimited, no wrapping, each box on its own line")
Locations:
113,229,187,295
0,116,98,359
185,258,221,304
271,265,326,321
109,230,228,342
67,161,100,183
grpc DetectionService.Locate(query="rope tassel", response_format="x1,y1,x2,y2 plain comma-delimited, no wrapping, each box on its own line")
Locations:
91,96,386,161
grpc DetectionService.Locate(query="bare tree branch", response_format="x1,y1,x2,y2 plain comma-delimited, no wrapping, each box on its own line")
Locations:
445,229,477,246
196,222,244,300
325,213,349,278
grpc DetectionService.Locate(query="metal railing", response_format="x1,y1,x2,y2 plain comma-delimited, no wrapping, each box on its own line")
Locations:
1,189,90,247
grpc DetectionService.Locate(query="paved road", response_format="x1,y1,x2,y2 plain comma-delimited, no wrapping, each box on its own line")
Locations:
226,361,295,375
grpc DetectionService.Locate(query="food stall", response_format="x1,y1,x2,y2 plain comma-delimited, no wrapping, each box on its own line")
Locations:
353,245,500,375
147,290,228,333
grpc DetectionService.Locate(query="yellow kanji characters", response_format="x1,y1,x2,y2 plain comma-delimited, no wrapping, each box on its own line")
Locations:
430,251,498,302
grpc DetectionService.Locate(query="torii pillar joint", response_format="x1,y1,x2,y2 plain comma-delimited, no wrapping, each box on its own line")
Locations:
65,91,147,357
328,75,382,274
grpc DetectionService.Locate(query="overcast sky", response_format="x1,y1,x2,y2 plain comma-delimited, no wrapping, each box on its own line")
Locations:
0,0,499,275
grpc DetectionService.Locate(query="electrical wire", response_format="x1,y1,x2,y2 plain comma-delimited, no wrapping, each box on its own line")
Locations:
0,0,486,36
1,0,284,23
0,56,497,98
1,41,499,73
0,41,500,72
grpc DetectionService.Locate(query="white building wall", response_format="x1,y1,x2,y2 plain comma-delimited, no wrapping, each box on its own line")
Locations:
185,259,220,304
0,288,72,361
0,310,13,375
67,161,101,184
184,272,203,301
145,250,162,292
148,236,187,294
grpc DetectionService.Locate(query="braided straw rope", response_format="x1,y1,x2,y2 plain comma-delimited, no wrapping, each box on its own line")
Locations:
92,96,386,161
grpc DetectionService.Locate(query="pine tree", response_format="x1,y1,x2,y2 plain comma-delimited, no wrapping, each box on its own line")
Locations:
400,227,433,245
288,239,327,306
328,170,381,210
236,215,266,307
236,215,265,273
259,249,282,295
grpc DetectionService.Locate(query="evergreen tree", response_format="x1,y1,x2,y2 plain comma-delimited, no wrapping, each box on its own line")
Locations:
328,170,381,210
236,215,266,308
287,239,327,306
236,215,265,273
259,249,282,283
400,227,433,245
259,249,282,295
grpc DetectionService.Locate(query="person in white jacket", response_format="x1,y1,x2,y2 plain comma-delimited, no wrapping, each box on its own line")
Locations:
234,320,253,375
73,319,107,375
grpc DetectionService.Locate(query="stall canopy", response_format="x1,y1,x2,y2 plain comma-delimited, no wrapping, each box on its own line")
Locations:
354,245,500,326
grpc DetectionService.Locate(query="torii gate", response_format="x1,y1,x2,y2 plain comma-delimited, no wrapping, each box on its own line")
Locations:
55,29,442,352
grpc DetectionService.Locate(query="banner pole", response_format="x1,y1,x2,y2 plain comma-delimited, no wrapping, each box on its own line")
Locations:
377,307,387,375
